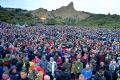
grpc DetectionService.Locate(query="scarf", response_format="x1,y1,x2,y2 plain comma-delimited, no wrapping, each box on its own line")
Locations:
50,61,56,77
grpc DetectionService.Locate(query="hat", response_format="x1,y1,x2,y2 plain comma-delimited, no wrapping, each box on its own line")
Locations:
11,66,16,70
10,66,17,73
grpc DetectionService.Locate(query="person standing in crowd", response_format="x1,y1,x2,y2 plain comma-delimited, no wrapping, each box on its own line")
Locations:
9,66,20,80
104,65,112,80
109,60,119,80
16,54,23,73
32,55,40,64
19,69,31,80
81,64,92,80
62,58,72,80
117,70,120,80
109,60,118,73
1,22,120,80
71,62,75,79
47,57,57,80
3,54,10,72
1,72,12,80
75,58,83,79
10,54,18,66
79,74,86,80
94,69,106,80
56,56,62,70
44,75,50,80
39,56,48,73
0,60,4,80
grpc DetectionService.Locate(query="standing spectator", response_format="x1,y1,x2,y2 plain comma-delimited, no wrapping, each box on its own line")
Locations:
104,66,112,80
94,69,106,80
32,55,40,64
1,72,12,80
44,75,50,80
0,60,4,80
79,74,86,80
56,56,62,70
47,57,57,80
9,66,20,80
62,58,71,80
39,56,48,73
19,69,31,80
16,55,23,72
10,54,18,66
81,64,92,80
75,58,83,79
109,60,118,73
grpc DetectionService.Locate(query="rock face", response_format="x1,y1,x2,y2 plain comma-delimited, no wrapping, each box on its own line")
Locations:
31,2,91,20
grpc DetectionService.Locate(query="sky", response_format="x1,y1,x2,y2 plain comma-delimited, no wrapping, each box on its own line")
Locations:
0,0,120,15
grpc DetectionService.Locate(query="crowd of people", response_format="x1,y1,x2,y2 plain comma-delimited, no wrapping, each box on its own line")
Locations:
0,22,120,80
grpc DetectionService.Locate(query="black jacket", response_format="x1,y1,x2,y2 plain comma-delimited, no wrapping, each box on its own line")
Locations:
19,77,31,80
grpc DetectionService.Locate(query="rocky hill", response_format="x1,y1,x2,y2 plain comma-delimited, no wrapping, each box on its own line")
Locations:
31,2,90,20
1,3,120,27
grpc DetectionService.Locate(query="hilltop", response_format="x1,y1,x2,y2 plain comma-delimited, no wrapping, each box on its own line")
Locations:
1,2,120,28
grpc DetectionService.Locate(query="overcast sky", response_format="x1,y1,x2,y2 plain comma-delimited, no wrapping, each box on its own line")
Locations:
0,0,120,15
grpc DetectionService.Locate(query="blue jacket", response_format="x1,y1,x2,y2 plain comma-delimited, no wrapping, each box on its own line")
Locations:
81,69,92,80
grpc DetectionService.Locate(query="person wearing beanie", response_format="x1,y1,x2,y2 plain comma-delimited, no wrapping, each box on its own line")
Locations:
9,66,20,80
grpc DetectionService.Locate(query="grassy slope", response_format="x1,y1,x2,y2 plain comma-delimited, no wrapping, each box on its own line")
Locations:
0,6,35,25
